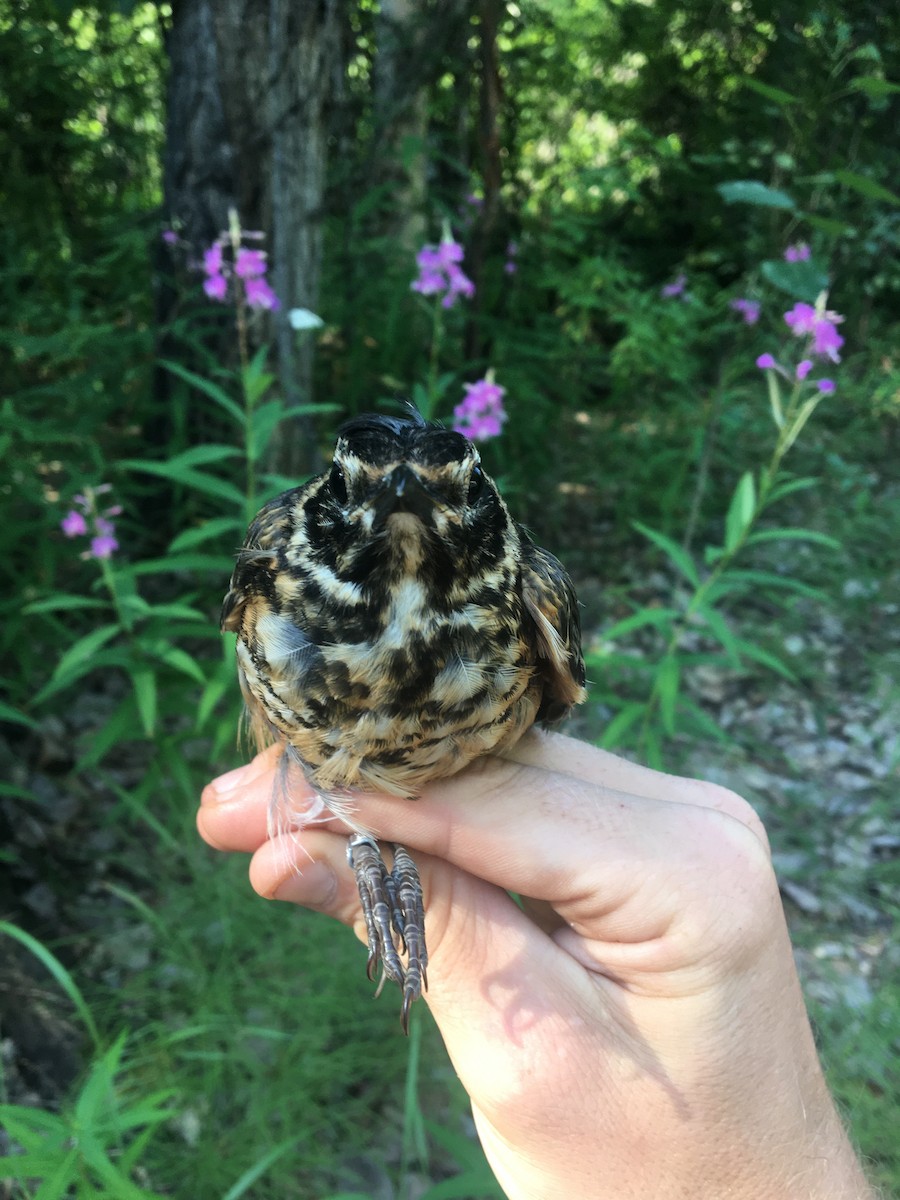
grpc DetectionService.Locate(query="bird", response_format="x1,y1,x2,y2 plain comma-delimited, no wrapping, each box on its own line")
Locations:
220,411,586,1030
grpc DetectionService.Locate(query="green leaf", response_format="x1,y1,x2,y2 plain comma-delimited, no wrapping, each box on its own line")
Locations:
740,78,799,105
75,696,138,771
633,522,700,586
260,472,306,496
724,471,757,552
760,258,830,299
833,168,900,205
129,667,157,736
162,444,243,470
160,359,245,423
716,180,796,210
734,638,797,681
129,553,227,576
136,602,206,622
655,654,681,735
766,476,819,504
119,459,246,506
0,701,37,728
0,922,100,1048
150,644,207,684
24,595,107,614
804,214,852,237
598,702,646,749
280,402,341,418
249,399,286,463
600,607,680,641
50,624,120,685
851,76,900,98
243,345,275,406
677,696,732,745
220,1137,303,1200
780,395,822,455
706,570,824,603
169,517,243,552
197,665,233,729
697,605,740,666
747,527,841,550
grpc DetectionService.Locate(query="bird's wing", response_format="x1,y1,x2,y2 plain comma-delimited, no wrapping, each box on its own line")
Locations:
220,490,299,634
520,536,587,723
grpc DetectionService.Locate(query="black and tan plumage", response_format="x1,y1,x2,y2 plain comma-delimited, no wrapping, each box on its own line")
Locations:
221,411,586,1028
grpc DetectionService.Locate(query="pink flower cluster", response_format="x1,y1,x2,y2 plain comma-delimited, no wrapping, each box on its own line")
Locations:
784,242,811,263
755,299,844,394
783,302,844,362
61,485,121,559
202,240,280,311
411,239,475,309
729,297,761,325
661,273,687,298
453,377,507,442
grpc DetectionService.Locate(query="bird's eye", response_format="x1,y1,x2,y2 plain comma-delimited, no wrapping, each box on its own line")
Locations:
466,465,485,506
329,462,348,504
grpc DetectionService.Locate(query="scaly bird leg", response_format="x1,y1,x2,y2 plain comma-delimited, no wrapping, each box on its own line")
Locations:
346,835,428,1033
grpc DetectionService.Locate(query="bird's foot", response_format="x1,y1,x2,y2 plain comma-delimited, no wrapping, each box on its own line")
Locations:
347,836,428,1033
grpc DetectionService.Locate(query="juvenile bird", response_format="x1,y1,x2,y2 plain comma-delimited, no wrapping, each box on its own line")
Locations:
221,412,586,1029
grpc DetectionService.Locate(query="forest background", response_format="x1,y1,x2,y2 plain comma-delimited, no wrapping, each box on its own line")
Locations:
1,0,898,1197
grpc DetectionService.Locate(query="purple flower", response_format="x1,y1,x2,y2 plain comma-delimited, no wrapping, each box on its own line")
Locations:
411,270,444,297
90,534,119,560
784,302,845,363
244,276,280,311
661,273,687,298
816,379,836,394
795,360,813,381
203,273,228,302
812,320,844,363
415,246,443,273
437,240,465,267
196,226,280,310
61,510,88,537
453,377,507,442
235,248,267,279
203,241,224,276
61,486,121,559
411,239,475,308
784,303,818,336
442,262,476,308
784,243,811,263
162,229,179,246
729,298,761,325
756,353,778,370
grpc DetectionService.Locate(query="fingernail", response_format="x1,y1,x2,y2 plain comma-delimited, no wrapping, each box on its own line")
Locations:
207,763,255,799
273,861,337,908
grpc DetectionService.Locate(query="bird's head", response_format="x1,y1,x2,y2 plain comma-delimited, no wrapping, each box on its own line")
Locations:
303,412,511,585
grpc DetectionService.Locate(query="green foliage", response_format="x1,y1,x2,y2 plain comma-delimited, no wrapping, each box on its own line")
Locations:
2,1,898,1196
0,1035,175,1200
813,974,900,1195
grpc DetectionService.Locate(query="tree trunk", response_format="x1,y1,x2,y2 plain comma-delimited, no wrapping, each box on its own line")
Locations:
161,0,341,478
372,0,428,251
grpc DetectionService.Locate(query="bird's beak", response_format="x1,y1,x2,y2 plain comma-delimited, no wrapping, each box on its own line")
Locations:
372,464,436,527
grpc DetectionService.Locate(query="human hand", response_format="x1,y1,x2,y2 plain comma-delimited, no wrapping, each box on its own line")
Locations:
198,732,871,1200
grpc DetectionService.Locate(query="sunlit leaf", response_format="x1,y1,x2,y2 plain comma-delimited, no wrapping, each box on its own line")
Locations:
833,169,900,205
716,180,796,210
724,471,756,552
633,522,700,586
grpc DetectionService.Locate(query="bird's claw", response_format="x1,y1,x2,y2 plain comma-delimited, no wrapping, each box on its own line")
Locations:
347,836,428,1033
